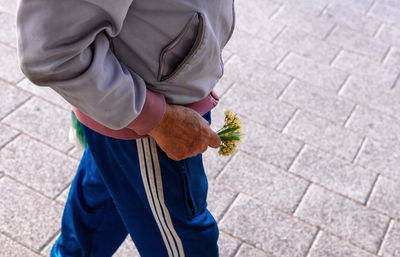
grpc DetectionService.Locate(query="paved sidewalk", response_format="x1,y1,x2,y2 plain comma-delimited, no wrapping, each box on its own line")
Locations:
1,0,400,256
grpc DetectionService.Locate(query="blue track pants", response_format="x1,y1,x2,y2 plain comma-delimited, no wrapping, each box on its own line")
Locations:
51,112,219,257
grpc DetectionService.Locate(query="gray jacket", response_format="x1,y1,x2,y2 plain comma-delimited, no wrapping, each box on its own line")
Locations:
17,0,235,130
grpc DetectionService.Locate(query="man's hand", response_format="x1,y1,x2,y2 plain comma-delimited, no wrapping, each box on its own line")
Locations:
148,104,221,161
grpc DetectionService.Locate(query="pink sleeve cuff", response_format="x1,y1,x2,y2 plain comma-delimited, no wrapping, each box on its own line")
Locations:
126,89,166,135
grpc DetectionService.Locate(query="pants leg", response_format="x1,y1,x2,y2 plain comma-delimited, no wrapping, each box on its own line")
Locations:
53,112,219,257
51,147,129,257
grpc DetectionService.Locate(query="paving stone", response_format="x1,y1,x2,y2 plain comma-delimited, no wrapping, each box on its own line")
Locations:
0,44,24,83
221,48,233,62
67,146,85,161
377,24,400,47
321,4,381,36
203,148,235,179
0,233,41,257
279,0,328,16
369,1,400,25
295,184,389,253
284,111,364,161
226,30,288,69
395,77,400,90
271,6,335,39
40,234,58,257
368,176,400,219
308,231,376,257
0,12,16,47
256,20,286,42
356,138,400,181
379,220,400,257
214,72,235,99
113,237,140,257
232,9,262,36
374,0,400,9
234,11,285,42
340,76,400,117
291,145,376,203
220,194,317,257
327,0,374,14
16,79,71,110
273,27,340,64
235,244,272,257
218,232,241,257
333,50,399,89
3,97,74,153
221,55,291,98
207,179,238,222
238,117,303,170
384,47,400,69
327,26,389,61
0,177,62,251
280,79,355,124
56,185,71,205
0,81,31,120
234,0,281,35
0,0,17,14
0,123,18,149
277,53,348,92
221,83,296,131
0,135,77,198
235,0,281,22
346,105,400,146
218,152,308,213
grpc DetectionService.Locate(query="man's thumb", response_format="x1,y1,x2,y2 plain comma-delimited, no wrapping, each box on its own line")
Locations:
208,130,221,148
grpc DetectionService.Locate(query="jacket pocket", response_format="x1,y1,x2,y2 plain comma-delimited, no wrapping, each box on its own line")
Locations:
157,12,205,82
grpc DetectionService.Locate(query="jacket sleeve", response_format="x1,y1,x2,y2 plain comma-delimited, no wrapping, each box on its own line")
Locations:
16,0,166,133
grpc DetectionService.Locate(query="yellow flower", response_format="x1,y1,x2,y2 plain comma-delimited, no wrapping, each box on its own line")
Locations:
218,141,237,156
217,109,243,156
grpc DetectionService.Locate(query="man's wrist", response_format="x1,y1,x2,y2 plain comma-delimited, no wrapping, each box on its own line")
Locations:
126,89,166,135
148,104,172,137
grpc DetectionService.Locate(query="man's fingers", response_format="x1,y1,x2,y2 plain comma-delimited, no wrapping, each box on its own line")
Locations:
207,129,221,148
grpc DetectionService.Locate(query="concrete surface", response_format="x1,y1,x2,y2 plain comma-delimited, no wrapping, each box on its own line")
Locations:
1,0,400,256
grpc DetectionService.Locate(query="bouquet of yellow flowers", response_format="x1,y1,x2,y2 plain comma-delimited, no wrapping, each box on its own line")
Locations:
217,110,243,156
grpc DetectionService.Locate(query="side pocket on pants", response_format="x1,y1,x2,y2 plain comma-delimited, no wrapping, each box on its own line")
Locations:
179,156,208,219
